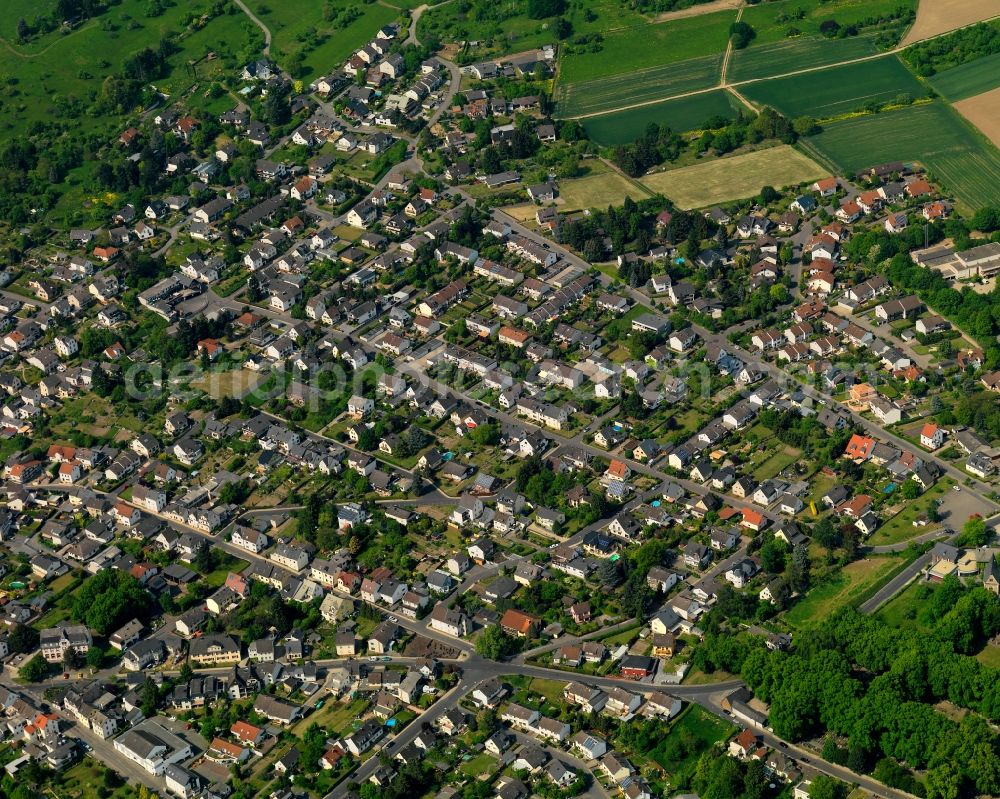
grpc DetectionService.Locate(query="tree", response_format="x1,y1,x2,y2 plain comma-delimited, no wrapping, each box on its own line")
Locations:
553,16,572,39
71,570,151,636
140,677,159,716
86,647,105,669
901,478,921,500
598,557,623,588
475,625,516,660
19,654,48,682
526,0,565,19
7,624,38,654
809,775,847,799
729,20,756,48
790,543,810,592
760,537,788,573
958,515,989,547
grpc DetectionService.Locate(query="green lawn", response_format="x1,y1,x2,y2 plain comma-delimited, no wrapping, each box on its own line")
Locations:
459,752,498,777
558,10,736,85
291,698,370,737
867,478,953,546
876,579,935,634
801,101,1000,211
785,555,911,627
740,55,927,119
928,51,1000,101
582,89,745,144
56,757,136,799
650,705,736,781
556,53,723,118
751,446,800,481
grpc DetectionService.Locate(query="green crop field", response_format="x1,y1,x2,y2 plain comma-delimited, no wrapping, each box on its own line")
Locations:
740,0,918,45
727,32,882,82
582,89,744,144
244,0,399,81
740,56,927,119
557,10,736,85
929,52,1000,101
802,101,1000,210
556,53,722,118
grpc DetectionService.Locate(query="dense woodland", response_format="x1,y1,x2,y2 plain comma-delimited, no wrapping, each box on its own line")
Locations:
697,592,1000,799
902,19,1000,75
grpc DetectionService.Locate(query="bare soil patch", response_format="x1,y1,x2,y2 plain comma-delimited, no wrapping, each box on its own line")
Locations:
953,85,1000,149
902,0,1000,44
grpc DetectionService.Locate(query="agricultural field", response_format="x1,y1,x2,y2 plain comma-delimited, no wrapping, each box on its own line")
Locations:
740,0,918,45
0,0,261,138
727,32,882,82
902,0,1000,44
802,101,1000,210
581,89,744,145
740,55,927,119
954,87,1000,149
557,10,736,84
555,53,722,118
243,0,399,81
637,145,826,209
930,52,1000,101
556,170,651,212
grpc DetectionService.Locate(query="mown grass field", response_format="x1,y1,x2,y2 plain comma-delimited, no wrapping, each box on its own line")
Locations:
740,55,927,119
556,53,723,117
638,144,826,208
740,0,918,44
557,169,652,211
557,10,736,84
929,52,1000,101
245,0,398,81
802,101,1000,210
582,89,744,144
785,555,911,627
728,32,882,82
